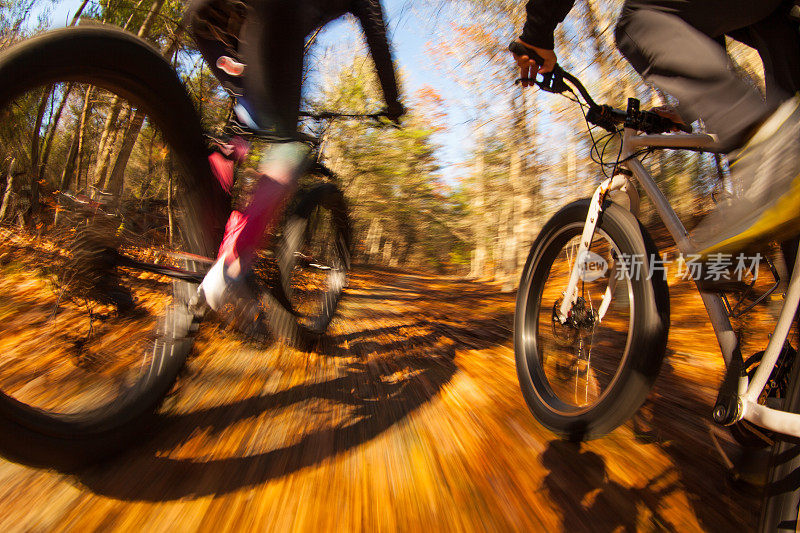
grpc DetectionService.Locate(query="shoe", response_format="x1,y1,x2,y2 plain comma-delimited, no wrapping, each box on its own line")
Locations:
188,256,269,340
230,96,261,132
189,255,241,313
693,95,800,256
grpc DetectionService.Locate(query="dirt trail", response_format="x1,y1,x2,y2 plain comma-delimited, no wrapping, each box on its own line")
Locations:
0,267,761,531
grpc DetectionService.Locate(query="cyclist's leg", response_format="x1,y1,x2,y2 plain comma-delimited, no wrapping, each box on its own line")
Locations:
615,0,784,150
197,0,312,309
239,0,306,136
616,0,800,255
219,0,310,274
728,3,800,109
730,8,800,269
216,143,311,283
188,0,250,196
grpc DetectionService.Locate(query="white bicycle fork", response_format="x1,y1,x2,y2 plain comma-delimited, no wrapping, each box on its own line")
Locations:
556,173,639,324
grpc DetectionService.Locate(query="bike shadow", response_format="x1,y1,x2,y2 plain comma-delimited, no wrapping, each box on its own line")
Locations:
628,350,762,530
540,440,679,532
537,350,761,531
72,310,511,502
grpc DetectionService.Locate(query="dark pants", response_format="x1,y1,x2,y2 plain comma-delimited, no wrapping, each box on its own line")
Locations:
187,0,307,136
615,0,800,151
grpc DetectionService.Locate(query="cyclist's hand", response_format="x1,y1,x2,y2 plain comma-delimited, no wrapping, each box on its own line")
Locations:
511,39,556,87
385,102,405,125
651,105,688,131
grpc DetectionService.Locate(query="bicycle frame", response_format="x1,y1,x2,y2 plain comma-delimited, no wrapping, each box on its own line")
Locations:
560,126,800,439
108,131,342,286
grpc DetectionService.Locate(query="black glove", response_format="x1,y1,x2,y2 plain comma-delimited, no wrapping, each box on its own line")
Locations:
385,102,405,125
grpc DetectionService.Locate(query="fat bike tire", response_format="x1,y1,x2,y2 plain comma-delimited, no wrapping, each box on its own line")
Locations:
514,199,669,441
0,27,225,469
268,183,351,349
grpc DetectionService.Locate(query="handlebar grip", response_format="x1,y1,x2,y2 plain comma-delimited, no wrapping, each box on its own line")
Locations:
508,41,545,66
635,109,694,134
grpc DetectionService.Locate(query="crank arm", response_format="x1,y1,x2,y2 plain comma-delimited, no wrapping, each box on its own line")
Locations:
116,254,206,284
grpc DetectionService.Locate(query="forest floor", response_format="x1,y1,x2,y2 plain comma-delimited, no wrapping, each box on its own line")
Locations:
0,262,774,531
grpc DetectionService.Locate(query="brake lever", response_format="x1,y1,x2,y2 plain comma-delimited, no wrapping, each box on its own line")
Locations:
515,69,569,95
538,67,570,94
508,41,569,92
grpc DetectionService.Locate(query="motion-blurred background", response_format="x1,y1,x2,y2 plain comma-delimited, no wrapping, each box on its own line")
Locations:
0,0,776,531
2,0,768,285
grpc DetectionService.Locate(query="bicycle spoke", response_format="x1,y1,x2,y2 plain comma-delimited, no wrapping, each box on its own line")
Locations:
536,230,631,409
0,77,198,420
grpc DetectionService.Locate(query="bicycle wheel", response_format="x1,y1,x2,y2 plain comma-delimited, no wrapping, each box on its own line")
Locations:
0,27,225,468
759,348,800,531
268,182,351,347
514,199,669,440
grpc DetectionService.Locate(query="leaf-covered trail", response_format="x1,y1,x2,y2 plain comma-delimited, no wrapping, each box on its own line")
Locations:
0,268,760,531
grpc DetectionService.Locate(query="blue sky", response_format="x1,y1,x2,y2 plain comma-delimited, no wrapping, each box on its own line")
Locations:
314,1,474,182
35,0,480,184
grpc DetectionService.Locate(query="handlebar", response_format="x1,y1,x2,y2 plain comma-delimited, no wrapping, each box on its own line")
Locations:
229,110,398,143
508,41,691,135
299,110,400,130
299,111,392,121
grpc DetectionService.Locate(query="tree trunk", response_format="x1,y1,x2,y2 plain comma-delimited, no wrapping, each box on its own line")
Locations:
94,103,131,190
121,0,147,31
518,87,539,271
497,196,515,292
93,103,125,187
69,0,91,25
567,136,577,198
92,0,167,189
103,21,183,197
583,0,621,104
135,0,166,38
504,132,523,291
39,83,74,185
107,107,146,197
0,158,16,222
75,87,94,193
28,89,49,216
167,156,174,245
468,137,487,279
59,86,92,192
59,133,79,192
509,88,527,281
139,128,156,197
382,239,393,266
31,0,92,187
365,217,383,260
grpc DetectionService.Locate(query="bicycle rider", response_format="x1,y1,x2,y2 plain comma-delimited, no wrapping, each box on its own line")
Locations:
186,0,404,311
511,0,800,257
